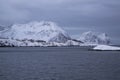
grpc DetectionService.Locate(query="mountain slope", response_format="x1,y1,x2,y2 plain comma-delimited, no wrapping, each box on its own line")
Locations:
0,21,71,43
79,31,110,45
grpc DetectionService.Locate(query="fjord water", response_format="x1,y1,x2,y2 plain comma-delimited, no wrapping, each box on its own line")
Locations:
0,47,120,80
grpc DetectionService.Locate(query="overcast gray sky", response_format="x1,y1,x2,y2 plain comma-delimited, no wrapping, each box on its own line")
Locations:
0,0,120,44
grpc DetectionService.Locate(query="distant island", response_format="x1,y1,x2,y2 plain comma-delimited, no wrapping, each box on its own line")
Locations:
0,21,120,50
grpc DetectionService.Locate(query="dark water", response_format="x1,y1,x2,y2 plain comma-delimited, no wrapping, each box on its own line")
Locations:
0,47,120,80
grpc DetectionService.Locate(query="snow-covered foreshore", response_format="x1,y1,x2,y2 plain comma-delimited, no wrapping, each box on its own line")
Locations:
93,45,120,51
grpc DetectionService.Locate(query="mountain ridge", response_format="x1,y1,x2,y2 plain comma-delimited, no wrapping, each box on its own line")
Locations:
79,31,110,45
0,21,111,46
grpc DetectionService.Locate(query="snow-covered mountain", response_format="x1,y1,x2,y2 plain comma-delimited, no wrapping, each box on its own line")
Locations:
0,22,112,47
0,21,83,46
0,21,70,43
79,31,110,45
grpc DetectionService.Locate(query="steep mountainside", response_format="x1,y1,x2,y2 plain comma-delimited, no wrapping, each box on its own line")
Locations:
0,21,71,43
79,31,110,45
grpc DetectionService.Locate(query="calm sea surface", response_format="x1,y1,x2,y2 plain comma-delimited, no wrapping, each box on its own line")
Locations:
0,47,120,80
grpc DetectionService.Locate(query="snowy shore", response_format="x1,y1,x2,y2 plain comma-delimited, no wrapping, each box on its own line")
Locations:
93,45,120,51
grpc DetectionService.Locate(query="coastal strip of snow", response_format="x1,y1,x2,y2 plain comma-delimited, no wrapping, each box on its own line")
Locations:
93,45,120,51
